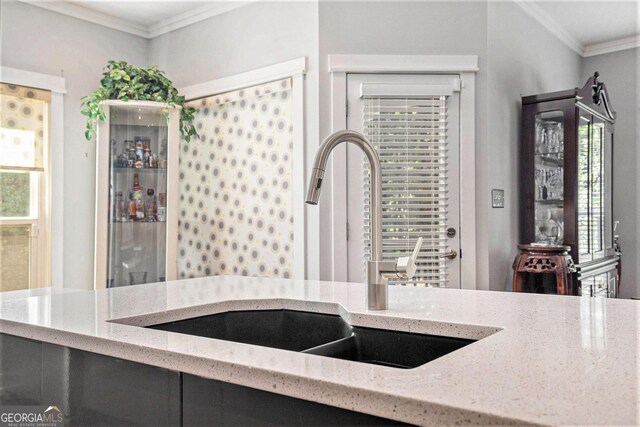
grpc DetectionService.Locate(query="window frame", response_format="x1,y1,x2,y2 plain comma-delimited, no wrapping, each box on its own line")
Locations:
0,67,66,289
0,170,46,289
327,55,478,289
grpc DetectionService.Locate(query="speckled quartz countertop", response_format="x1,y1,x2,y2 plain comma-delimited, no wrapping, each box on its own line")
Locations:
0,276,638,426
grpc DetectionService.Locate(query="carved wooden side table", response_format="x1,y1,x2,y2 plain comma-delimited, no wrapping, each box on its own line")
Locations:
512,244,577,295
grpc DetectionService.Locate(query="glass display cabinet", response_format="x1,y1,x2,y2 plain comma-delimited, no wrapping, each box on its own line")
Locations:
94,101,180,288
520,72,620,297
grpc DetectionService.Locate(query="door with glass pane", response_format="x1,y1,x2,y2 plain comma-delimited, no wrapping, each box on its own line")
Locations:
577,111,615,263
533,110,565,246
346,74,461,288
0,83,50,291
94,101,179,288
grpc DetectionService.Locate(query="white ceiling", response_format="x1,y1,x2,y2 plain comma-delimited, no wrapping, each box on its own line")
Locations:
18,0,640,56
19,0,252,38
517,0,640,56
534,1,639,46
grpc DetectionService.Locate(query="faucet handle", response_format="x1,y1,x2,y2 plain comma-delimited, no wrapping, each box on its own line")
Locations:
396,237,423,279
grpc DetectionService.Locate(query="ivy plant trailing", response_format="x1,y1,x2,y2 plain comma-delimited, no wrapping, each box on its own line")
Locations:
81,60,198,142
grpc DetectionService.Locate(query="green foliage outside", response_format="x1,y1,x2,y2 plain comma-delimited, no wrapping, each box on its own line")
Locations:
81,60,198,142
0,172,30,217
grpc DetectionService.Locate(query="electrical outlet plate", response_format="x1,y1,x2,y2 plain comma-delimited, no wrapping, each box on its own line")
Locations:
492,189,505,208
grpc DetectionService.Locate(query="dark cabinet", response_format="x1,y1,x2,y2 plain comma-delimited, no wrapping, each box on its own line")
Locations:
1,334,400,426
521,73,620,296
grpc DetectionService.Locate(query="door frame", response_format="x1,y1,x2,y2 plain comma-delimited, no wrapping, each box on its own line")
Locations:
327,55,478,289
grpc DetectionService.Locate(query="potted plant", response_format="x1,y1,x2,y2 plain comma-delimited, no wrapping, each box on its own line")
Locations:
81,60,198,141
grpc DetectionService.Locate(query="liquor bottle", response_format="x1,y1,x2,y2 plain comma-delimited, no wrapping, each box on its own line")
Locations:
134,137,144,169
143,138,151,168
132,172,145,220
128,192,136,221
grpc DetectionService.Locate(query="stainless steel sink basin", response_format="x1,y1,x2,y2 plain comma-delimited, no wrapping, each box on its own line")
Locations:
147,309,475,369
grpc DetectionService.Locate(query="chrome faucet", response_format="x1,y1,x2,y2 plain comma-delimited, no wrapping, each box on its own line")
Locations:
306,130,423,310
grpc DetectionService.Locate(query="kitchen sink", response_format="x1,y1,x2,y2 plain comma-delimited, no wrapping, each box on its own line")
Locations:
148,309,475,369
148,309,352,352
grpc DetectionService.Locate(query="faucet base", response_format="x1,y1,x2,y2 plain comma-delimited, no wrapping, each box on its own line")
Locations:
366,260,393,310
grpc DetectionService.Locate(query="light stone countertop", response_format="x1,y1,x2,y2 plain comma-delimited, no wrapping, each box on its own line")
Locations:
0,276,638,426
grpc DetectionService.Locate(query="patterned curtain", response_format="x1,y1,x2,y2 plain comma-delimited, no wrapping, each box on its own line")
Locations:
0,83,50,171
178,78,294,279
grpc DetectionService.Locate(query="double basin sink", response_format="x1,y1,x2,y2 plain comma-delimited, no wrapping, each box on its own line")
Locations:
147,309,475,369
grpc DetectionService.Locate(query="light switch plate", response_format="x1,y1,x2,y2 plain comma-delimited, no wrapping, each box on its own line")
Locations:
492,189,505,208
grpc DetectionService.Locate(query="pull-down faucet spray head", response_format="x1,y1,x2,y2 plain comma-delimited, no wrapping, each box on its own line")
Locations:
305,168,325,205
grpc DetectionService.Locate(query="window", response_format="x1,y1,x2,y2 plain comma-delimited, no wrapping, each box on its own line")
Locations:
0,83,50,291
178,78,296,279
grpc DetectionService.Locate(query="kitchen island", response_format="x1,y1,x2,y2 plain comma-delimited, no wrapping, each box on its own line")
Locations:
0,276,638,426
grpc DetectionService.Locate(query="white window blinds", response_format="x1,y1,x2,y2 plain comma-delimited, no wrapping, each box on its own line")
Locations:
362,96,450,286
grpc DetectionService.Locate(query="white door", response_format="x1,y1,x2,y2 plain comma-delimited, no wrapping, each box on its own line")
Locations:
346,74,461,287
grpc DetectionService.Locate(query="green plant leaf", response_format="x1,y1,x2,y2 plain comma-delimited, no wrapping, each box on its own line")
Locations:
81,60,199,142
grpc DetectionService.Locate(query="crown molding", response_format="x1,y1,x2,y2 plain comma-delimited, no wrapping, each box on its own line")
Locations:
17,0,255,39
513,0,584,56
583,35,640,57
147,2,254,38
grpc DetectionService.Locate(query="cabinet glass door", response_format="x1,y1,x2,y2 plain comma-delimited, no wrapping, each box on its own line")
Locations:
107,105,169,287
534,111,564,245
578,112,613,263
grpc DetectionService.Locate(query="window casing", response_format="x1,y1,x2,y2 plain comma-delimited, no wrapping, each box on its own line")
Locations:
0,83,51,291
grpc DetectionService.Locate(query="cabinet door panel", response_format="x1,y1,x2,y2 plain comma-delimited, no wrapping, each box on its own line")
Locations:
577,113,592,262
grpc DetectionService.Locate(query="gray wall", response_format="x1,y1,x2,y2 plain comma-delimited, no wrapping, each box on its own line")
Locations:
149,0,321,279
486,1,583,291
2,1,637,295
317,0,490,286
583,48,640,299
0,1,148,290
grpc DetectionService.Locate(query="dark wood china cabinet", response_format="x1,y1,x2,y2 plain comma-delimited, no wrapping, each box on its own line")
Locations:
520,73,620,297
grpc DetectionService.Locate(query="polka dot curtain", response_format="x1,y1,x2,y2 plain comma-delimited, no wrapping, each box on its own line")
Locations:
0,83,50,171
178,78,294,279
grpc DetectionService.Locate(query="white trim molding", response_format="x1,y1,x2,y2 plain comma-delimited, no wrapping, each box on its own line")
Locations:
18,0,255,39
0,67,66,94
329,55,479,73
584,35,640,58
179,58,307,280
0,67,65,290
513,0,583,56
147,2,254,39
327,54,478,290
179,57,307,101
514,0,640,58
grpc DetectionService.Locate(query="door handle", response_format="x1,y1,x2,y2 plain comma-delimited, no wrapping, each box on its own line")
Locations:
439,250,457,260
